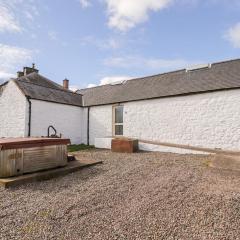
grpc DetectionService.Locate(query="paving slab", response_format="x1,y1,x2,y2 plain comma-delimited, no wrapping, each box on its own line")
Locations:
0,159,102,189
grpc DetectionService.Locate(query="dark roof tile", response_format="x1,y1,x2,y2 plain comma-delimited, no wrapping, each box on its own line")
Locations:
15,72,83,107
79,59,240,106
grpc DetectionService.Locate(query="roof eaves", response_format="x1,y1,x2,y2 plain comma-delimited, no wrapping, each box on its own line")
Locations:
82,86,240,107
28,97,83,107
0,81,9,88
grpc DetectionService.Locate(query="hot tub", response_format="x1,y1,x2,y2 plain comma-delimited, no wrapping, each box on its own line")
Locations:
0,137,70,178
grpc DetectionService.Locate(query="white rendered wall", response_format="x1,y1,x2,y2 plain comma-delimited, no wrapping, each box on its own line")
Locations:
81,108,88,144
89,105,112,145
95,137,113,149
30,100,83,144
0,81,28,138
88,89,240,153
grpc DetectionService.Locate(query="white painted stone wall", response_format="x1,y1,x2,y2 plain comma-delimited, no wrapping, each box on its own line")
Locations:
30,100,83,144
81,108,88,144
0,81,28,138
89,105,112,145
2,81,240,153
95,137,113,149
88,89,240,153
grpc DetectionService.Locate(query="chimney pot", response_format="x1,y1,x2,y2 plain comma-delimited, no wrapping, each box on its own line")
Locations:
63,79,69,89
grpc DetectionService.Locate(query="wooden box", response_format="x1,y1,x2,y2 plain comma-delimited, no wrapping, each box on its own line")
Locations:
111,138,138,153
0,138,70,178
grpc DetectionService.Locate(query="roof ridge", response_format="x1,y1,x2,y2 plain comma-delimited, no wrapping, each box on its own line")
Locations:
0,81,9,88
211,58,240,66
37,73,65,90
80,58,240,92
79,69,185,92
17,72,64,90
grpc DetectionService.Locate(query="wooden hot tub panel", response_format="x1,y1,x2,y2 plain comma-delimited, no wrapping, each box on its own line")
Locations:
0,149,24,178
0,138,70,178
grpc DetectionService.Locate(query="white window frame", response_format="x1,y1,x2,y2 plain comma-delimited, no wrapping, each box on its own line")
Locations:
112,104,124,136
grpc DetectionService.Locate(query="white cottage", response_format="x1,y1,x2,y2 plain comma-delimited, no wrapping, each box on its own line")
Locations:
1,59,240,154
0,65,83,144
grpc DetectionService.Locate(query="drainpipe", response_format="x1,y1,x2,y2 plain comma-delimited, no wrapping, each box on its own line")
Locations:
87,107,90,145
27,96,32,137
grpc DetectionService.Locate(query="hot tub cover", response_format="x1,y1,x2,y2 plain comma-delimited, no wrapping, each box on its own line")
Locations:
0,137,70,150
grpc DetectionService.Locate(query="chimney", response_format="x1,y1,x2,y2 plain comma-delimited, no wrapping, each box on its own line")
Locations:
23,63,39,76
17,71,24,78
63,78,69,89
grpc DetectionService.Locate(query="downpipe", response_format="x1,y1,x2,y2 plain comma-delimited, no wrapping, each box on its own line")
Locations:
87,107,90,145
27,96,32,137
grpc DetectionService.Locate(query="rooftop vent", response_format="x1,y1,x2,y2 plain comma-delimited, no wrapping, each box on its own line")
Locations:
186,63,211,72
110,80,126,86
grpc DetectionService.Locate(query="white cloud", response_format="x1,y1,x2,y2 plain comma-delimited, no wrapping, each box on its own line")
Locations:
86,75,134,88
100,75,133,85
79,0,91,8
0,4,21,32
87,83,97,88
69,85,81,92
104,55,194,71
0,44,33,82
0,72,15,83
104,0,173,31
0,0,40,33
225,22,240,48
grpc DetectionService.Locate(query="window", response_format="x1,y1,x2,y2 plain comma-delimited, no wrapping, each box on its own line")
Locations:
113,105,123,136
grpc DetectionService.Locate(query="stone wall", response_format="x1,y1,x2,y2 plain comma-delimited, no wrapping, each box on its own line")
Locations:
30,99,83,144
0,81,28,138
89,105,113,145
88,89,240,153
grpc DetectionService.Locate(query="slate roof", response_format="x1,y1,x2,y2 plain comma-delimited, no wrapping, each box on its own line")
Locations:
79,59,240,107
14,72,83,107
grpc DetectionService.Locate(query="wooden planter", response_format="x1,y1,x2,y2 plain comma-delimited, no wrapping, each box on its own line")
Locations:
0,138,70,178
111,138,138,153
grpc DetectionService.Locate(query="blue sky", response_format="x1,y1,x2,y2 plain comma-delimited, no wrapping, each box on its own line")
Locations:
0,0,240,89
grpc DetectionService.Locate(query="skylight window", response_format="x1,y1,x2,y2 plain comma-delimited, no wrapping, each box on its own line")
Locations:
186,63,211,72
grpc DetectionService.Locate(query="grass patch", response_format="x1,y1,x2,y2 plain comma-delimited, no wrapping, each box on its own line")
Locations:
203,159,212,167
68,144,95,152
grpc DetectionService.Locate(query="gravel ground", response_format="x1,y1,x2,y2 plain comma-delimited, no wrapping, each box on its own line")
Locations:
0,150,240,240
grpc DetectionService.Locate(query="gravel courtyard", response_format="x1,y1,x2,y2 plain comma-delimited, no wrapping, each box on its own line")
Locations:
0,150,240,240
